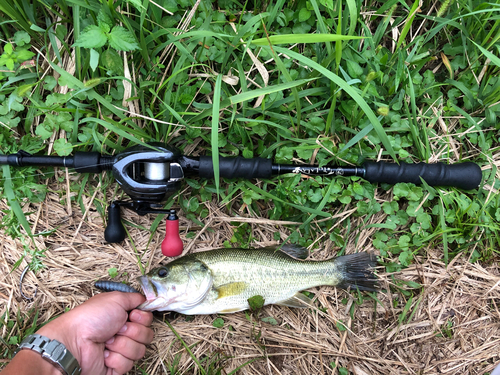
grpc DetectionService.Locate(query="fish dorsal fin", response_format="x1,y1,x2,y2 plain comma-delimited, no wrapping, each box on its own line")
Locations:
276,292,313,308
216,282,248,299
262,244,309,260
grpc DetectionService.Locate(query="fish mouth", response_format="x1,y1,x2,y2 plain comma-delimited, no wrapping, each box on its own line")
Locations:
137,276,157,300
136,276,170,311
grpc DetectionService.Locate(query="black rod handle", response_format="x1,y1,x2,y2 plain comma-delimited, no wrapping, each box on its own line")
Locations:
363,161,482,190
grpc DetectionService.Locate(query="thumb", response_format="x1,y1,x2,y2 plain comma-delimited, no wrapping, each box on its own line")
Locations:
107,291,146,312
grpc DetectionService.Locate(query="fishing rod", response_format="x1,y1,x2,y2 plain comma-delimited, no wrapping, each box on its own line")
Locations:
0,143,482,256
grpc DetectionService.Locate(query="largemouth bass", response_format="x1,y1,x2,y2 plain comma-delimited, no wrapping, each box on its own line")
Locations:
137,245,377,314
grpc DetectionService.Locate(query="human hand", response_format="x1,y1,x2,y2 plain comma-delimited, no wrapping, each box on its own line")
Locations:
36,292,154,375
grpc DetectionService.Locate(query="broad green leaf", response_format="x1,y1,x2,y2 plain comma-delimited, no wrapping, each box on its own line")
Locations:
261,317,278,325
53,139,73,156
212,317,224,328
16,49,35,61
298,8,311,22
35,124,54,139
44,76,57,90
90,48,99,71
320,0,334,10
125,0,144,10
13,31,30,46
74,25,108,49
97,9,113,31
108,267,118,278
248,295,265,310
346,59,363,78
5,59,14,71
187,197,199,212
101,49,124,75
8,93,25,112
108,26,140,51
336,320,347,331
251,34,364,45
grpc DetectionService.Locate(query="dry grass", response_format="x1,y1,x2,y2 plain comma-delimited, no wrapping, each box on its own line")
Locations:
1,174,500,375
1,0,499,372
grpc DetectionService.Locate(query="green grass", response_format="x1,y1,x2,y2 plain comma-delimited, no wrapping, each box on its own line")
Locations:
1,0,500,368
0,0,498,277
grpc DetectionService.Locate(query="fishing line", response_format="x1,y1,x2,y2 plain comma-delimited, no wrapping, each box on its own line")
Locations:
19,264,38,301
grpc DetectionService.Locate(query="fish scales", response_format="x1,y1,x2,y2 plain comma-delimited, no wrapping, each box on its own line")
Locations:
186,248,343,314
137,245,376,314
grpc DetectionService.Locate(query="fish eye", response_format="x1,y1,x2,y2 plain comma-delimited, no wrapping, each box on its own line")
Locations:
158,268,168,278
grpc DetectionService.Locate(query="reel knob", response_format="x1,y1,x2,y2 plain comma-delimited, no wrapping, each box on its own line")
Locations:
161,210,183,257
104,202,126,243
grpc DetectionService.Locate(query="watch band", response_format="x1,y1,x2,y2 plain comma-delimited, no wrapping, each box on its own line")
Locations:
13,333,81,375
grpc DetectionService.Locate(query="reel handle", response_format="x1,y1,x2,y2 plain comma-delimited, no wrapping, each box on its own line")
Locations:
161,210,183,257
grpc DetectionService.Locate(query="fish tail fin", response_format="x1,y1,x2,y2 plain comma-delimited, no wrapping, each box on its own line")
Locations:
335,252,378,292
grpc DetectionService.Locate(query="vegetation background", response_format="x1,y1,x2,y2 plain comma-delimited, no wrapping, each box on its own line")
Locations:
0,0,499,373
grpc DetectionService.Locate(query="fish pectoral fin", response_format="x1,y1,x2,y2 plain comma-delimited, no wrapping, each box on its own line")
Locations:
216,282,248,299
276,292,313,308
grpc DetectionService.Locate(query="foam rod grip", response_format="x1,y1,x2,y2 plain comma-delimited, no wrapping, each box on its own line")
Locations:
199,156,273,179
363,161,482,190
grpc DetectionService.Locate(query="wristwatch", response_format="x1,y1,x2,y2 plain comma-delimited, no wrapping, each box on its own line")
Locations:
13,333,81,375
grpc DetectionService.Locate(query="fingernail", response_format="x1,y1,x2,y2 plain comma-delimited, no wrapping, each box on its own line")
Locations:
119,324,128,333
131,311,142,322
104,350,110,358
105,337,115,345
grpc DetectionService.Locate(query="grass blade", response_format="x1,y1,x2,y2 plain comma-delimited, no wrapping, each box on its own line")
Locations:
472,40,500,67
2,165,34,242
309,0,332,55
229,78,317,105
251,34,364,45
396,0,420,51
346,0,358,36
164,320,206,375
398,294,413,324
212,74,223,196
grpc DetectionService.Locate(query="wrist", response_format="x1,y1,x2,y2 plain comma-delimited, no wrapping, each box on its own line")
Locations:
5,349,62,375
36,317,82,368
